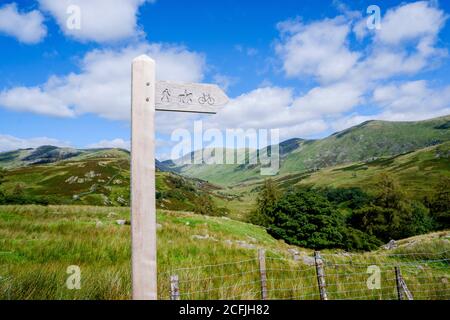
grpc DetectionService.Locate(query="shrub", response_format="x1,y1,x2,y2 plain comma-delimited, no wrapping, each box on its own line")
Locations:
193,194,226,217
266,190,347,250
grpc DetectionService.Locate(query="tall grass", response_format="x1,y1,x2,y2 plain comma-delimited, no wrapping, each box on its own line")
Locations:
0,205,448,300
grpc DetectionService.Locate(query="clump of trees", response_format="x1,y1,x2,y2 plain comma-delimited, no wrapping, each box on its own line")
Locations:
251,174,444,251
425,177,450,230
0,167,5,200
349,173,433,242
194,194,229,216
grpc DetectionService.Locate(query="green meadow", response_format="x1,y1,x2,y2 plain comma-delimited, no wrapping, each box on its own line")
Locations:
0,205,448,300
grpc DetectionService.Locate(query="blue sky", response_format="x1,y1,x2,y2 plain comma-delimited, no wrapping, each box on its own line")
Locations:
1,0,450,159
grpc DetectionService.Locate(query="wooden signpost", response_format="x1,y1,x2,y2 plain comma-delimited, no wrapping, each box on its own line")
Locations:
131,55,228,300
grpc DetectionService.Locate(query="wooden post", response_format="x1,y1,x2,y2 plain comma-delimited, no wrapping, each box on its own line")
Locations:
170,275,180,300
395,266,413,300
258,249,268,300
314,251,328,300
131,55,157,300
395,266,404,300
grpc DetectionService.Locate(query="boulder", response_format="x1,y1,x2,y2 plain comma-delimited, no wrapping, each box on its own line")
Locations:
116,220,126,226
383,239,397,250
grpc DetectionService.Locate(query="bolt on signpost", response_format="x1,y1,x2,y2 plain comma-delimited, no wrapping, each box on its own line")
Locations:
131,55,229,300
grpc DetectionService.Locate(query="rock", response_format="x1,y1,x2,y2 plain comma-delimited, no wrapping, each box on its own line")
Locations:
383,239,397,250
116,220,126,226
192,234,209,240
96,220,103,228
288,248,300,261
441,277,448,284
235,240,256,249
302,255,316,266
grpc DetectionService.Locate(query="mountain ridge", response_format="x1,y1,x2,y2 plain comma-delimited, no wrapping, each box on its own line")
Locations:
168,115,450,185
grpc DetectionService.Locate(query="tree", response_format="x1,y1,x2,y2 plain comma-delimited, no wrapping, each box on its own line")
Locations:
427,177,450,229
0,167,6,185
0,167,6,201
193,194,226,216
266,189,347,249
350,173,433,241
374,173,407,210
248,179,280,227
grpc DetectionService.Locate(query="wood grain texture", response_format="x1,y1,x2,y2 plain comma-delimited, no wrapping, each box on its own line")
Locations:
131,55,157,300
258,249,268,300
155,81,228,114
314,251,328,300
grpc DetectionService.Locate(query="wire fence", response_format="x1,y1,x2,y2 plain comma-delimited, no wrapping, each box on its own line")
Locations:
159,249,450,300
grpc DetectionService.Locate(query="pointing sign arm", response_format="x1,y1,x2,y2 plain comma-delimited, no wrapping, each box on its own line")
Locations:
155,81,229,114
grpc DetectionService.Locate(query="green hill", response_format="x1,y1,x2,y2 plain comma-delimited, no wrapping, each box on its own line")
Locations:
0,148,223,212
170,115,450,186
297,141,450,199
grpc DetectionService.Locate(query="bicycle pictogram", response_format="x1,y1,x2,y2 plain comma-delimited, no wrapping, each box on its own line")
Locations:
198,93,216,105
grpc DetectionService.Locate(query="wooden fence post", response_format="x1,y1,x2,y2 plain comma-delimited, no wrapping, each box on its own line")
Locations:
131,55,157,300
395,266,404,300
314,251,328,300
258,249,268,300
170,275,180,300
395,266,413,300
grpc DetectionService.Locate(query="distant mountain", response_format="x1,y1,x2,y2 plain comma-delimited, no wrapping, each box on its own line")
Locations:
0,145,174,172
0,146,222,211
167,115,450,185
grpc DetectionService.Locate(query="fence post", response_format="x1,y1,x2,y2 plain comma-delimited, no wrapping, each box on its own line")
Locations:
258,249,268,300
395,266,404,300
314,251,328,300
170,275,180,300
395,266,413,300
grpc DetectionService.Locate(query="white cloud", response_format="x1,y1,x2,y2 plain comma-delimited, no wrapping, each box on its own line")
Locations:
332,80,450,131
0,87,74,117
275,16,360,83
0,3,47,44
87,138,130,150
213,87,294,130
270,1,449,141
376,1,446,45
38,0,152,43
206,86,331,140
0,134,70,152
292,82,364,115
373,80,450,114
0,43,206,120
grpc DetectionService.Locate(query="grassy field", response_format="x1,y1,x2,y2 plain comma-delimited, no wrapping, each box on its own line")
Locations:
0,205,448,300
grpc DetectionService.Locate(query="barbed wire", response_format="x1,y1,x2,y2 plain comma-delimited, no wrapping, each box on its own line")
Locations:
160,250,450,300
